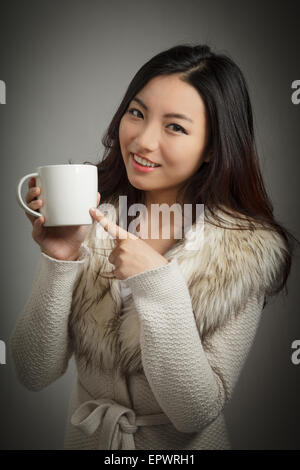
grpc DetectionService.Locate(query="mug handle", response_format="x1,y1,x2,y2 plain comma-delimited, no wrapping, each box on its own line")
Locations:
16,172,42,218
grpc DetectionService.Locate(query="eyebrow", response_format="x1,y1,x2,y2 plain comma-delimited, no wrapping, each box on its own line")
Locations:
131,96,194,123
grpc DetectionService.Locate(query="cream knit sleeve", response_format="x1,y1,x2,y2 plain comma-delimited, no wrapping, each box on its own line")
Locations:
125,256,265,434
9,246,89,392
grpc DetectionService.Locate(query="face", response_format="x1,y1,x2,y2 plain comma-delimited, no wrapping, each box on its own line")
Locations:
119,74,211,206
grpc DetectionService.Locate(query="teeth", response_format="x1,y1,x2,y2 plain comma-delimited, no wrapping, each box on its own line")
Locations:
132,154,159,168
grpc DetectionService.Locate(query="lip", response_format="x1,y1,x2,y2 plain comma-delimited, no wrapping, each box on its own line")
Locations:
131,152,160,166
130,153,161,173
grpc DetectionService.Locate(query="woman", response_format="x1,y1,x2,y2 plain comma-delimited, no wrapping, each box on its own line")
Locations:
10,43,297,450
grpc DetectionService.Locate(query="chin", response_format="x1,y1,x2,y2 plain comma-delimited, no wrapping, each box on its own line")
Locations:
127,175,156,192
128,178,149,191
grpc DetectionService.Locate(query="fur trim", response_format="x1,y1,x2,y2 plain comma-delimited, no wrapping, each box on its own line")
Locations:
68,199,288,377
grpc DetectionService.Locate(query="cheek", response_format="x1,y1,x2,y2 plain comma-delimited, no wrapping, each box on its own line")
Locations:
163,146,189,169
119,118,135,146
118,119,127,146
164,147,201,178
119,120,131,163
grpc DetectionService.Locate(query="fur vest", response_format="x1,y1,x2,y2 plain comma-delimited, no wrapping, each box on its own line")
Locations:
68,199,287,378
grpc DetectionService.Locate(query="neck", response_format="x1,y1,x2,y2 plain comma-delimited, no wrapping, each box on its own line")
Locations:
139,189,184,240
144,189,179,210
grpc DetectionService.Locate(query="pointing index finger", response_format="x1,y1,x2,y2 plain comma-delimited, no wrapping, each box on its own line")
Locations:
91,208,138,240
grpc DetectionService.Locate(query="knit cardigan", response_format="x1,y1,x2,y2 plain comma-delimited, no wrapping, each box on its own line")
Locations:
10,200,287,450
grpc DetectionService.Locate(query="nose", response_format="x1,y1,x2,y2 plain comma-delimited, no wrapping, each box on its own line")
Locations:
134,122,160,153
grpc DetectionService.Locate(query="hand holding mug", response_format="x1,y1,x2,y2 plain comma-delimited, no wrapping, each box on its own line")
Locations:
25,177,100,261
16,164,99,261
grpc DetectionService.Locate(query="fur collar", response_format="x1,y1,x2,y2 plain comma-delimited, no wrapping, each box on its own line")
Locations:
68,198,287,378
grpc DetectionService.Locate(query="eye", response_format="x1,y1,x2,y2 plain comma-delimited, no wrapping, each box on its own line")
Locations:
128,107,143,118
127,107,188,135
167,123,187,135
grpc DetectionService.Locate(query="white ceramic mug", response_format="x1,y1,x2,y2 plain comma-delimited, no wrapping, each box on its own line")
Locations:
16,164,98,227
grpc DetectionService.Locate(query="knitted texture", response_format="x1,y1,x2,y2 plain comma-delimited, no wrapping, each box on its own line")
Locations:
10,247,88,391
10,249,265,449
125,257,264,433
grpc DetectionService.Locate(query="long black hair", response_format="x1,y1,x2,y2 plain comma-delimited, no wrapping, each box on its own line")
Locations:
85,42,299,297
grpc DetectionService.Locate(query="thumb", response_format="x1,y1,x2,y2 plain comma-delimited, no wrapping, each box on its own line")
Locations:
33,215,45,235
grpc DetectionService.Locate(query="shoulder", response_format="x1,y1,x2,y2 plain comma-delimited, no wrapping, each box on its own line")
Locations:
203,205,288,296
175,204,288,337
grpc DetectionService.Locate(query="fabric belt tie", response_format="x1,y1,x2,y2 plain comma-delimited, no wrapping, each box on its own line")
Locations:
70,397,171,450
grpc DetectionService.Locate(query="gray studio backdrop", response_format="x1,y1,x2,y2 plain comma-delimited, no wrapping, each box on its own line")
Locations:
0,0,299,449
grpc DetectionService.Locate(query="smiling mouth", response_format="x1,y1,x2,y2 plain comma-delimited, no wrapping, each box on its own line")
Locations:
130,153,162,173
130,153,161,168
